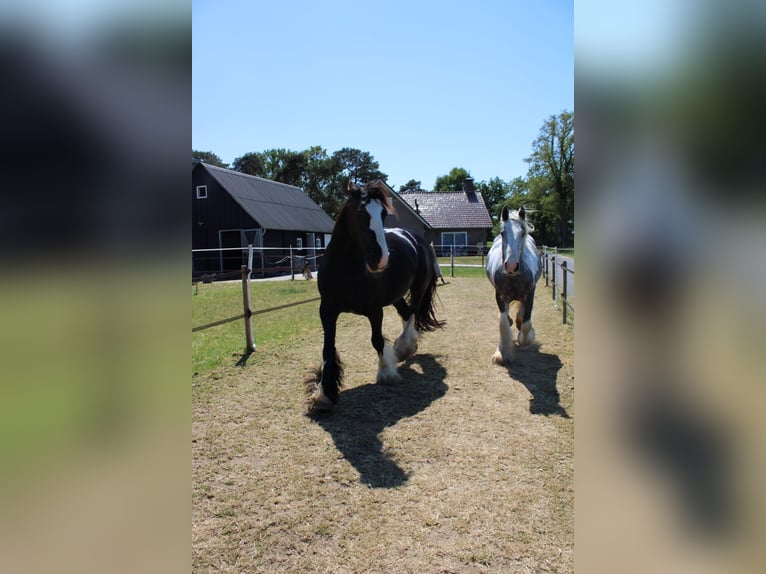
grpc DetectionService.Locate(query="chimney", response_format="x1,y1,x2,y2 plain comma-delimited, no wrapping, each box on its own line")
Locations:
463,177,477,202
414,199,420,213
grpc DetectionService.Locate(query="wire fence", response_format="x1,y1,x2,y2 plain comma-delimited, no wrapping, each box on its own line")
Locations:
192,246,325,355
541,246,575,325
191,243,574,355
192,245,325,284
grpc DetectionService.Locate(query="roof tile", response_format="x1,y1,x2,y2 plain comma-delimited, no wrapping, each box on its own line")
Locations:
397,191,493,229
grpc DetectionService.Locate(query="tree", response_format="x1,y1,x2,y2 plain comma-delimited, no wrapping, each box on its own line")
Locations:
476,177,510,225
525,111,574,246
399,179,422,193
231,146,387,220
328,148,387,219
231,151,266,176
232,148,307,187
192,149,227,168
524,174,560,247
500,174,562,247
331,148,387,183
434,167,471,191
302,146,343,218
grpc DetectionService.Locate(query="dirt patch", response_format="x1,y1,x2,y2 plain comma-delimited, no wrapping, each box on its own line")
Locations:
193,277,574,573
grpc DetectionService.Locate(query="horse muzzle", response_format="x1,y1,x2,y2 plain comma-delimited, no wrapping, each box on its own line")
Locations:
504,261,519,274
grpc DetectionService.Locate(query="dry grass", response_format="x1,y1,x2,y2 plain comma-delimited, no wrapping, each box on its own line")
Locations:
193,277,574,573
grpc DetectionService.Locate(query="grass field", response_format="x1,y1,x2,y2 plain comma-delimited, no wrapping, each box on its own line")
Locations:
193,275,574,572
193,280,321,374
436,255,487,266
193,271,490,373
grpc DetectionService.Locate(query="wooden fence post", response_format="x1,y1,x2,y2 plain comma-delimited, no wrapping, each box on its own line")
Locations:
241,265,256,353
562,260,568,324
551,253,556,302
290,245,294,281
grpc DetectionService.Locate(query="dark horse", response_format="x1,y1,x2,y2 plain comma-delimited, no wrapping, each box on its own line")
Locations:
306,180,444,412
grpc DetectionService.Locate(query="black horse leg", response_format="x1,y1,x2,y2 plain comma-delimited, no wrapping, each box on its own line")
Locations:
392,298,418,360
393,298,410,321
368,307,400,384
307,304,343,411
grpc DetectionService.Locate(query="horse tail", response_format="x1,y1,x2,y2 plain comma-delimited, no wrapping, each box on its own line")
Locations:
414,266,445,333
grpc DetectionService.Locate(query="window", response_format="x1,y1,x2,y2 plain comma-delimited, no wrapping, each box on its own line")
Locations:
296,237,303,250
196,185,207,199
441,231,468,254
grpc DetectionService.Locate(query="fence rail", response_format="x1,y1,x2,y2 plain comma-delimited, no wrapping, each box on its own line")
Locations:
192,246,323,355
192,245,325,282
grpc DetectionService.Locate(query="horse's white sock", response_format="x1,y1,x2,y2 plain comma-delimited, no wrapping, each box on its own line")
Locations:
394,316,418,360
377,342,401,384
518,321,535,346
492,312,514,365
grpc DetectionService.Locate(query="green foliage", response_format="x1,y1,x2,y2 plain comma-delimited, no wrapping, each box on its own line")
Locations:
332,147,386,183
434,167,471,191
493,112,575,247
399,179,422,193
475,177,511,226
231,148,306,187
230,151,266,175
524,111,574,247
193,150,228,168
230,146,388,220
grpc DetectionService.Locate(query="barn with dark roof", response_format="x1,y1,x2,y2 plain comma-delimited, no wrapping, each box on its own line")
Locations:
192,161,334,276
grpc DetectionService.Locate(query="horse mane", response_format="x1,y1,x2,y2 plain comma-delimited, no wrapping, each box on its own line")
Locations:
348,179,396,215
509,208,534,234
364,179,396,214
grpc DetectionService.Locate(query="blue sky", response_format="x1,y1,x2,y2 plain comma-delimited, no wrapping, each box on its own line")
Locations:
193,0,573,190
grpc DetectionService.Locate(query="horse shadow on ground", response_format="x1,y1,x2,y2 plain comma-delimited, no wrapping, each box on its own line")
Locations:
505,346,569,418
308,353,447,489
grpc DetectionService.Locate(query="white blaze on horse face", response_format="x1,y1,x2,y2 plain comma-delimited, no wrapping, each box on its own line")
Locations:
502,218,525,274
364,199,389,270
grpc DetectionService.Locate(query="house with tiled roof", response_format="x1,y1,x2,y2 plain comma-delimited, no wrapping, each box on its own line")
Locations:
385,178,493,255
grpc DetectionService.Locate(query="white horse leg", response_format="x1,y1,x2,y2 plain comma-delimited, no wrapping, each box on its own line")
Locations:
518,320,536,346
377,342,401,384
516,296,536,346
394,315,419,360
492,311,514,365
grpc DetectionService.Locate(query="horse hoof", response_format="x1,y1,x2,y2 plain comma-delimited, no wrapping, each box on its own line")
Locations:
376,370,402,385
307,393,334,413
492,349,511,366
518,323,535,346
393,343,417,362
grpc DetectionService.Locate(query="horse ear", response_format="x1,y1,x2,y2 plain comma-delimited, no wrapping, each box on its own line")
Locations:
501,206,509,222
519,206,526,220
347,181,361,196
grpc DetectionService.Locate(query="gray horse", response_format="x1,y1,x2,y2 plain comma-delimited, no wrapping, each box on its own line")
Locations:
485,206,542,364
